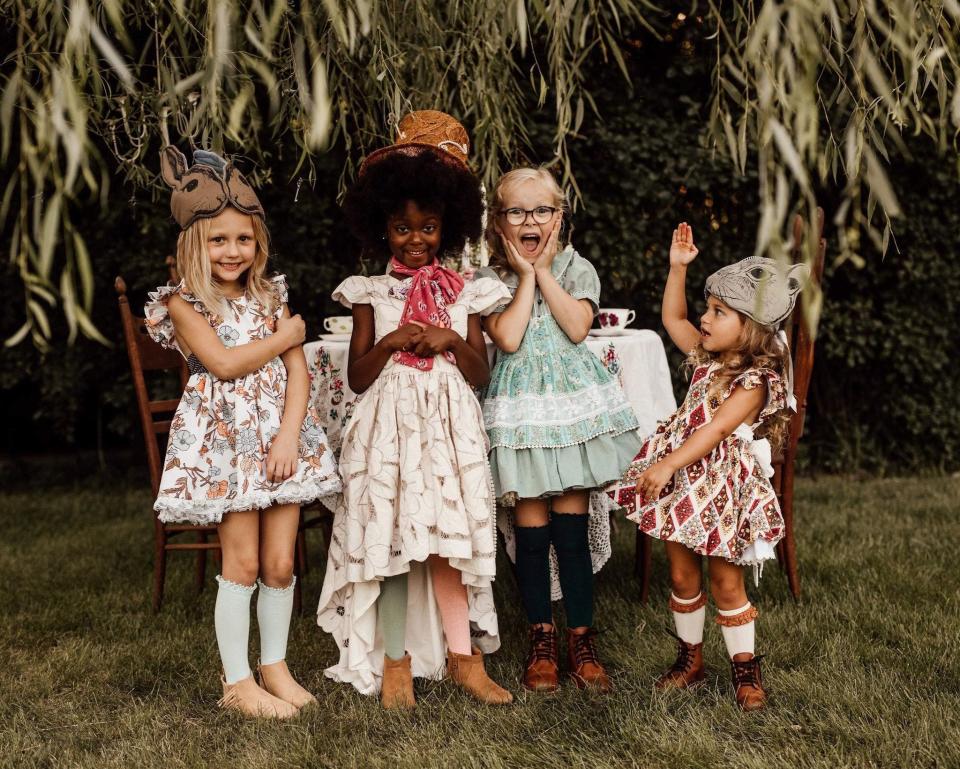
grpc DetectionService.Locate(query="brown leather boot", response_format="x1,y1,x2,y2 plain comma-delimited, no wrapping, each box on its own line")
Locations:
523,624,560,692
447,647,513,705
566,628,612,693
381,653,415,709
655,633,706,690
731,655,767,711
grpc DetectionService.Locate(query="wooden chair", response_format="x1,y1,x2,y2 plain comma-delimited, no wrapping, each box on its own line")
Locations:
115,276,220,612
634,208,826,602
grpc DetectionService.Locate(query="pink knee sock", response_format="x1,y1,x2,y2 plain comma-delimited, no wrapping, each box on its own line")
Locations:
429,557,472,655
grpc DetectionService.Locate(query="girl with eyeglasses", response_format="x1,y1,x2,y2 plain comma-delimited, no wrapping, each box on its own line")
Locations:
475,167,642,693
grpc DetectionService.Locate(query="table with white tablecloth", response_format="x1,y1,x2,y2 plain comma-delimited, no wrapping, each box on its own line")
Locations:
304,328,677,455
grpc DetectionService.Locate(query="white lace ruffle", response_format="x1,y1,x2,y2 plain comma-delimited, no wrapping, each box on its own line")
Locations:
155,476,341,525
498,489,613,601
484,379,632,430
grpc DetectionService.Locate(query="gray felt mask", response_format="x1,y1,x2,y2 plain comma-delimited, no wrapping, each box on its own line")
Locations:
704,256,809,329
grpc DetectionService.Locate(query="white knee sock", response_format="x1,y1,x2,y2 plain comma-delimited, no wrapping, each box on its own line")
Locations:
257,577,296,666
215,575,256,684
717,602,757,658
670,592,706,645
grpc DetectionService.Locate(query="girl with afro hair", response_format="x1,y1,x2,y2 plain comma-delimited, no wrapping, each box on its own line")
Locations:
317,111,514,709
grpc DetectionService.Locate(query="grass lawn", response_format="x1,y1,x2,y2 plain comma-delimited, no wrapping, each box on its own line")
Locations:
3,457,958,769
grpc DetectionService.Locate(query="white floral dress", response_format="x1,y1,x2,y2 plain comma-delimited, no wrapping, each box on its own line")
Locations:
144,275,341,523
316,273,511,695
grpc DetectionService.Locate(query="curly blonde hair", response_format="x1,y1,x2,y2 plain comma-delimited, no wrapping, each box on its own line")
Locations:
175,213,277,319
685,312,791,452
484,167,569,278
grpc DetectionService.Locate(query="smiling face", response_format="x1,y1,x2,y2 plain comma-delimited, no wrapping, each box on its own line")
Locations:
206,207,257,293
386,200,442,269
494,178,562,264
700,294,746,355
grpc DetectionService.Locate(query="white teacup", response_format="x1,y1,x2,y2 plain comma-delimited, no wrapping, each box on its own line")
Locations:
323,315,353,334
597,308,636,330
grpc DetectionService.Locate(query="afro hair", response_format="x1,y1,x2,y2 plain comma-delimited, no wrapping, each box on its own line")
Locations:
342,149,484,262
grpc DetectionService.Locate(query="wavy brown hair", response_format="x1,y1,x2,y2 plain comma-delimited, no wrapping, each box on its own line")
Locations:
484,167,569,278
685,311,791,452
175,213,277,320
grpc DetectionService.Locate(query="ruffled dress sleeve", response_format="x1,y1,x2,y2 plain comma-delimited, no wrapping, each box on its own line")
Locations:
732,368,787,423
269,274,289,320
144,283,185,355
462,276,513,316
331,276,375,309
561,253,601,315
473,266,513,314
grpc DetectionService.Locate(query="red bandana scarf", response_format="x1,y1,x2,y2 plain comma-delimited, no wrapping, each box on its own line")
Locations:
389,256,465,370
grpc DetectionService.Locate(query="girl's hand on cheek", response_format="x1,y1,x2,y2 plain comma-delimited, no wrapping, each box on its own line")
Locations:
412,326,459,357
502,235,534,276
533,217,561,275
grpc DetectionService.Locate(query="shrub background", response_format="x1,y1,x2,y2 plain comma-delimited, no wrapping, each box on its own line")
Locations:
2,29,957,474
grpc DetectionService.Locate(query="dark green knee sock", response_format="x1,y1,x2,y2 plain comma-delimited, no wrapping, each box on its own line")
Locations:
378,573,408,660
550,512,594,628
515,524,553,625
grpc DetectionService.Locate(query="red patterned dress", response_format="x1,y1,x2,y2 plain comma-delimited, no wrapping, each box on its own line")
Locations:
607,361,786,572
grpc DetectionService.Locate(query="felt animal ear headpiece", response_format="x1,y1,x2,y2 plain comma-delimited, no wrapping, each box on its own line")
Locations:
160,146,264,230
359,110,471,176
704,256,809,329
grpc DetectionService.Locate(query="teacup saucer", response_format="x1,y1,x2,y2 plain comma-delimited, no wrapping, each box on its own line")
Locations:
589,327,631,337
318,333,352,342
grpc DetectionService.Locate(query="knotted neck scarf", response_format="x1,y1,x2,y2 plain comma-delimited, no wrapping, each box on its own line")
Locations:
388,256,465,370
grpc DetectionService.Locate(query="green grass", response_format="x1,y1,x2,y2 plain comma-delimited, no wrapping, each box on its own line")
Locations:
3,457,959,768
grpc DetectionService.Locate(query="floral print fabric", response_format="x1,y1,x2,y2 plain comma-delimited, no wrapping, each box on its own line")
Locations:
144,275,341,524
607,361,787,566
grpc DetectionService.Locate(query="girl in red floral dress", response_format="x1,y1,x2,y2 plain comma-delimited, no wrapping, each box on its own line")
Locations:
607,223,807,710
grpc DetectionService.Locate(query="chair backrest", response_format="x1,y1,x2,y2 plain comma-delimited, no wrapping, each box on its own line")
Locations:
115,276,188,497
783,208,827,460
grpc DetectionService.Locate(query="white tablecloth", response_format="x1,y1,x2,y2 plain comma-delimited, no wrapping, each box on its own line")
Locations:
304,328,677,456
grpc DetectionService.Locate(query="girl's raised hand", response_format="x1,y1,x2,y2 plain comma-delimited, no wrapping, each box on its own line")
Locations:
533,217,562,274
502,235,534,277
669,222,699,267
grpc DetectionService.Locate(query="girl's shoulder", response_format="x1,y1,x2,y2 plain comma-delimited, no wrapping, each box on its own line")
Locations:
729,365,787,420
332,274,391,307
144,282,205,353
461,274,512,315
557,248,601,310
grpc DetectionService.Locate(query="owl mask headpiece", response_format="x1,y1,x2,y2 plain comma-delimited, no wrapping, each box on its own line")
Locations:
704,256,809,329
160,146,264,230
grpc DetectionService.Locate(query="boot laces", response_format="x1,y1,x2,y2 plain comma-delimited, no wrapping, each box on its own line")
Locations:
732,655,764,689
571,629,601,668
527,625,557,664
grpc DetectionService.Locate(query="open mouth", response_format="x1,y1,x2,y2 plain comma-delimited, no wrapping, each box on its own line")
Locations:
219,263,242,272
700,329,711,338
519,233,541,254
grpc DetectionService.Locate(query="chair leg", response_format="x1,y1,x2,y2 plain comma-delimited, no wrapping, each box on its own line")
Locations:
153,523,168,613
320,506,334,550
635,527,652,604
781,466,801,601
195,531,208,592
296,529,309,576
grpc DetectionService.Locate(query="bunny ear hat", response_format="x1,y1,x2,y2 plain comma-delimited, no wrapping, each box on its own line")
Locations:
704,256,810,329
160,146,264,230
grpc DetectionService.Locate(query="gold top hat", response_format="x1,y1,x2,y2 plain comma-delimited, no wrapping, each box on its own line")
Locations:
360,110,471,175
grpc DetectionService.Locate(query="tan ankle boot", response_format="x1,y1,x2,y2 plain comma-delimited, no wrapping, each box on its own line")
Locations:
257,660,317,709
218,675,299,719
447,647,513,705
567,628,612,693
381,653,415,709
731,655,767,711
655,635,706,690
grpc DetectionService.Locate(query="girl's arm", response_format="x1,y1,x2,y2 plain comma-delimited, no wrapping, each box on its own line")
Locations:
411,314,490,388
635,384,765,502
167,294,303,380
483,237,537,353
346,303,424,394
534,220,592,343
662,222,702,353
266,305,309,482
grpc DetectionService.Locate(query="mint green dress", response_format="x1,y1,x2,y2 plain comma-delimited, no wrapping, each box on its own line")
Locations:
477,247,642,503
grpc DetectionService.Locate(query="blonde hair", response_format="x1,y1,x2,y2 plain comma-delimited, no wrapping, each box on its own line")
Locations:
175,213,277,319
485,167,569,277
685,311,791,452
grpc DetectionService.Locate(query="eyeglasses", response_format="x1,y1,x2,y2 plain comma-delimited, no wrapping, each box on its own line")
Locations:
498,206,559,225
